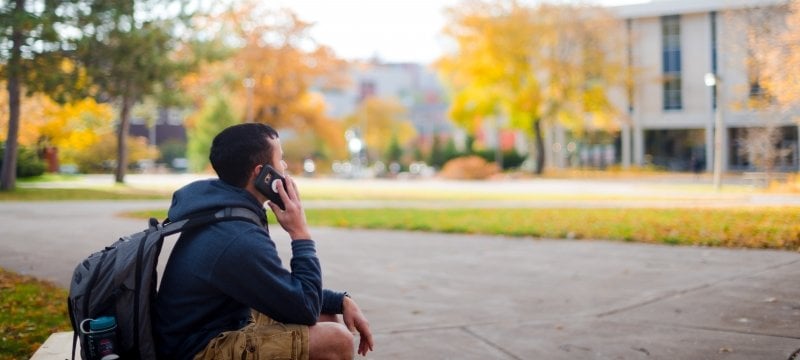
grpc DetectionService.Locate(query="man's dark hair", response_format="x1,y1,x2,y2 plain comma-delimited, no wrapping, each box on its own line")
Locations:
210,123,279,187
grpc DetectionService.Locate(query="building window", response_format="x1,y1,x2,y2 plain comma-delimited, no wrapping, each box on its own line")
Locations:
166,108,183,126
662,15,682,110
749,80,765,98
359,81,376,101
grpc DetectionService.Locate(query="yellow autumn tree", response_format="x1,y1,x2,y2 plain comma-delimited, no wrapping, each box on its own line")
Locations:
343,97,417,162
0,85,159,173
754,0,800,111
437,0,626,173
0,87,114,160
38,98,115,166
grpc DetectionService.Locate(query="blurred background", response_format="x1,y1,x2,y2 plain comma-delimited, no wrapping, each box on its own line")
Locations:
4,3,800,358
1,0,798,188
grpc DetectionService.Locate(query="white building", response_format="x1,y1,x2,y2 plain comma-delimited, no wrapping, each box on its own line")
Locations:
600,0,798,172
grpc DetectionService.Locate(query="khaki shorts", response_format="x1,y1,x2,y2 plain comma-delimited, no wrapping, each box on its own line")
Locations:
194,311,310,360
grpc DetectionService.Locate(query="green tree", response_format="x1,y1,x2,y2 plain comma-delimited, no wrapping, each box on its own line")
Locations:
74,0,195,183
0,1,84,190
429,134,446,168
438,0,625,174
0,142,45,178
187,94,237,172
385,134,403,163
442,138,460,164
158,140,187,170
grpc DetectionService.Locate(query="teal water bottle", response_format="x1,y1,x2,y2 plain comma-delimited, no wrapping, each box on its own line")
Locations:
88,316,120,360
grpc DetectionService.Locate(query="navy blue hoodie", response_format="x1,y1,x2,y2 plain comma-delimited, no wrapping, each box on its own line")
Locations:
154,179,345,359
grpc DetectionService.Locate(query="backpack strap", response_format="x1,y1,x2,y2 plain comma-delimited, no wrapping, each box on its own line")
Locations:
71,331,77,360
161,207,263,237
67,299,77,360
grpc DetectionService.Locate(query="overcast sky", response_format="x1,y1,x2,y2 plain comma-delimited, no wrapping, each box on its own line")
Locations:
271,0,650,64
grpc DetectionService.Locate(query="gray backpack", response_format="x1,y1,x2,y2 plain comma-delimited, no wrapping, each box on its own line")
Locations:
67,207,261,360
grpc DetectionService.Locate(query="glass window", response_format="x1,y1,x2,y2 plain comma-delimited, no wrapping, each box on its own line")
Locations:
662,15,682,110
166,109,183,126
664,76,682,110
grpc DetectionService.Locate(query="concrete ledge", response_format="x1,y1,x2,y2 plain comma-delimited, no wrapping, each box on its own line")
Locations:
31,331,78,360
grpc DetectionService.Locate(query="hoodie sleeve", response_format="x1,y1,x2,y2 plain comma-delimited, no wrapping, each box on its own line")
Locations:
209,227,323,325
322,289,346,314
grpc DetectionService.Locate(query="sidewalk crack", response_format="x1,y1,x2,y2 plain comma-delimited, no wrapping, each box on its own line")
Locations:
596,257,800,318
646,321,800,340
461,326,525,360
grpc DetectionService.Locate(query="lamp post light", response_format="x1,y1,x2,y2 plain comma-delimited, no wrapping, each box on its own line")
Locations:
345,129,364,177
704,73,723,190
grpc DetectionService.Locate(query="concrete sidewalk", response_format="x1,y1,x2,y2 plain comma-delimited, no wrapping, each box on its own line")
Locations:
2,201,799,359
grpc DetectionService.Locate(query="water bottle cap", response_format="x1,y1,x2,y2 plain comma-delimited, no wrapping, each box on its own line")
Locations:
90,316,116,331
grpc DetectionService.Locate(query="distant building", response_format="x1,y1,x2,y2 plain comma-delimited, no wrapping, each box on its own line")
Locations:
606,0,798,172
129,107,187,147
317,59,453,142
513,0,799,172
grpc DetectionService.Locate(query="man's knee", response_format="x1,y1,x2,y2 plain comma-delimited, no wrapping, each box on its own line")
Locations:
329,323,355,357
309,322,354,360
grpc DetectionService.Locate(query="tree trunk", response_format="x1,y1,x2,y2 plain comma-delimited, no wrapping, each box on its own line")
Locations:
494,125,504,169
533,118,545,175
114,96,132,183
0,0,25,191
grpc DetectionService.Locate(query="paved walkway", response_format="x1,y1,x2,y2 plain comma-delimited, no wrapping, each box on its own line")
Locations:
2,200,799,359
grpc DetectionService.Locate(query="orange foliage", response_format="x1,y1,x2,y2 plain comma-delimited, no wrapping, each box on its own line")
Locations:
439,155,501,180
179,2,348,159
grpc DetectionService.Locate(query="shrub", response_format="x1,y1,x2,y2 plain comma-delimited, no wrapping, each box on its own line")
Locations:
72,135,159,173
439,155,501,180
158,140,187,169
0,143,46,178
473,149,526,170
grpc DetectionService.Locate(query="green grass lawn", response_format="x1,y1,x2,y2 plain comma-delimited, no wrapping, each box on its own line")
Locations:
17,174,84,183
0,268,71,360
0,187,170,201
127,207,800,250
3,180,798,358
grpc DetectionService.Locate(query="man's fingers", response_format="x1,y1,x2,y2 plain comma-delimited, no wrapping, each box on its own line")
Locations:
279,176,303,207
286,175,300,198
359,338,373,356
266,200,280,213
356,320,373,355
275,179,293,207
364,331,374,351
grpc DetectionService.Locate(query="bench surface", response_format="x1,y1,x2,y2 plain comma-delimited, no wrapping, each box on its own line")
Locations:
31,331,78,360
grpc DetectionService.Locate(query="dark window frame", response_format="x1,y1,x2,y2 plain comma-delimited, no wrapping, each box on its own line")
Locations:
662,15,682,111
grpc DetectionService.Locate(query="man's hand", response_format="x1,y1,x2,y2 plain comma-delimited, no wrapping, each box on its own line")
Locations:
267,175,311,240
343,296,374,356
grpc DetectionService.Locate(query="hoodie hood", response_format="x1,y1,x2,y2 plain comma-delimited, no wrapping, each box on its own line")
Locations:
168,179,267,223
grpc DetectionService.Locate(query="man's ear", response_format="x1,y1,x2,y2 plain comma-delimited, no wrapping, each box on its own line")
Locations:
251,164,263,180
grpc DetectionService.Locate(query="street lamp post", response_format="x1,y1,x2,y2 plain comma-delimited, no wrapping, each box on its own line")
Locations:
705,73,723,190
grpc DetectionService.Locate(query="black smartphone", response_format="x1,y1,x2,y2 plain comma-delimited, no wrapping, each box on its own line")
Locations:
254,164,287,210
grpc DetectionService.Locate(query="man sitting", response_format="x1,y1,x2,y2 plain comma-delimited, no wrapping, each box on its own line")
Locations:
154,123,373,359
